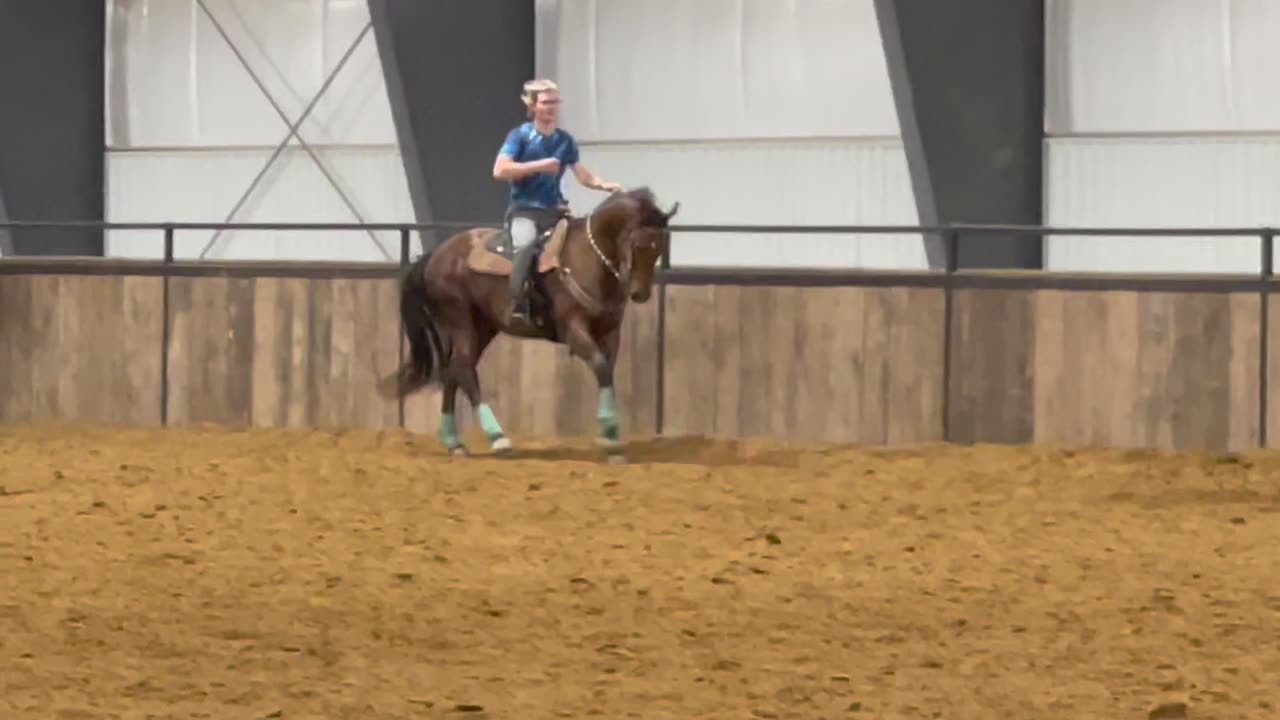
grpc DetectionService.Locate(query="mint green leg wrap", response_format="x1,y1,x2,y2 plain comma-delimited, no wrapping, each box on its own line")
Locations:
477,403,505,441
437,412,460,448
597,387,619,441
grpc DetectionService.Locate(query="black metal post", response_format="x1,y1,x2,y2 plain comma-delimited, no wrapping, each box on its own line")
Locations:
397,227,410,430
1260,230,1273,448
160,225,174,426
654,242,672,436
941,227,959,442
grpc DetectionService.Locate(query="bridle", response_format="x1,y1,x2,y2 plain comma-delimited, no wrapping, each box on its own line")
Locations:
584,207,631,285
556,206,639,319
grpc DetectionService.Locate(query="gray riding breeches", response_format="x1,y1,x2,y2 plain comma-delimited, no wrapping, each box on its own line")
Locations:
510,215,540,252
506,206,564,254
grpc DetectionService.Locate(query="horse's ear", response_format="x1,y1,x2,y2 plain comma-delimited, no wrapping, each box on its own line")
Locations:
664,201,680,219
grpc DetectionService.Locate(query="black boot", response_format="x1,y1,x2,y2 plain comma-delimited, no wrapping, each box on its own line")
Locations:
508,242,538,321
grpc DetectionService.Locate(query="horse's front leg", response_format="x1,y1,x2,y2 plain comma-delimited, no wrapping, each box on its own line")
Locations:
565,320,625,463
597,325,623,443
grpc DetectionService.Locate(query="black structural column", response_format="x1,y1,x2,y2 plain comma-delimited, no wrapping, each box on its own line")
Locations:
873,0,1044,269
369,0,534,252
0,183,12,256
0,0,105,256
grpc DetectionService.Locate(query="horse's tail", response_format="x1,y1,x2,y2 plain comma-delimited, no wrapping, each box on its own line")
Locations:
402,253,447,384
377,252,446,400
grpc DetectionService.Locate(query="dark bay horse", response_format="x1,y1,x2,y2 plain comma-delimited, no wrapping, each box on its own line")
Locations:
377,187,679,463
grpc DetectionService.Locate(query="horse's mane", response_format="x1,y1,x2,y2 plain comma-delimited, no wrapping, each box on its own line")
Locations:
595,186,670,228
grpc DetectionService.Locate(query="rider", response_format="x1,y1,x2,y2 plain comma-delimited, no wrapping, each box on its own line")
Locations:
492,78,620,321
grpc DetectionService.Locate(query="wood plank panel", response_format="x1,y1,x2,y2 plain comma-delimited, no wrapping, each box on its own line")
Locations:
0,275,163,425
1267,293,1280,450
165,277,257,426
1033,291,1258,452
662,285,946,444
947,289,1036,444
247,278,402,429
4,269,1271,453
166,277,403,430
1227,294,1262,450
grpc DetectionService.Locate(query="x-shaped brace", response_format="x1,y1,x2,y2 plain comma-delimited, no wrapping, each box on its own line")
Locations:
196,0,390,260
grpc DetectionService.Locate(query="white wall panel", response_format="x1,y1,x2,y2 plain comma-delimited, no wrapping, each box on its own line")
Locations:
104,0,410,261
1046,0,1280,134
536,0,898,141
105,147,410,261
536,0,916,270
1045,136,1280,274
561,139,924,269
106,0,393,148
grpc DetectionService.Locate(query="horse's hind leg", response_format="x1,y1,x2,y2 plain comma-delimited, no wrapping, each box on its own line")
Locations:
437,377,468,457
448,325,511,456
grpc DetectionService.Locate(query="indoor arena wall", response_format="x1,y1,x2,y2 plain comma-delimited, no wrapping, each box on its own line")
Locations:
1044,0,1280,274
103,0,411,262
536,0,925,271
1,269,1274,453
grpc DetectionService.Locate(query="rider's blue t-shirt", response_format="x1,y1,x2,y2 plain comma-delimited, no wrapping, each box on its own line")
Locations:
498,122,580,210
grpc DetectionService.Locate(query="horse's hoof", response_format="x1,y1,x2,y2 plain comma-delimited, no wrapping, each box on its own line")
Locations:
491,436,513,456
449,445,471,458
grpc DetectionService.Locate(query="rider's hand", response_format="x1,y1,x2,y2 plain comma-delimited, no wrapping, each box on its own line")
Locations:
598,181,622,192
539,158,561,174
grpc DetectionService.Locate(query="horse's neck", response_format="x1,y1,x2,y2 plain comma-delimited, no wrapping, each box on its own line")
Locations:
569,213,625,297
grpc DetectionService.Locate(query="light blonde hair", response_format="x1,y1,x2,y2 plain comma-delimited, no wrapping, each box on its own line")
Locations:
521,78,559,117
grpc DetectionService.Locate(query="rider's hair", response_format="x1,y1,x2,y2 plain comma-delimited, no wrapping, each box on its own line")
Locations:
521,78,559,118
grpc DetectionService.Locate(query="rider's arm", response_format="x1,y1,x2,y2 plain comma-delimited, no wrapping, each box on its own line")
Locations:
493,154,557,181
493,128,557,181
571,162,616,191
563,136,617,191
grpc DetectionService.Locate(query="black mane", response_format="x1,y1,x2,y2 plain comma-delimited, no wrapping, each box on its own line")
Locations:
601,186,670,228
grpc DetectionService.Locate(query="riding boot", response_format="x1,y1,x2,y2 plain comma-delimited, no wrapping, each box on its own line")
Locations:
508,242,539,321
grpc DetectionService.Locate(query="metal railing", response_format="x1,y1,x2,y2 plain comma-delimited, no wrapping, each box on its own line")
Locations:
1,220,1277,448
1,218,1275,270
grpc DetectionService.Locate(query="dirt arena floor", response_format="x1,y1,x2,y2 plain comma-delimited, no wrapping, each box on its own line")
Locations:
2,423,1279,719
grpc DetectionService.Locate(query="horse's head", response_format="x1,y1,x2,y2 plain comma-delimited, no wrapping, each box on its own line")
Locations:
595,187,679,303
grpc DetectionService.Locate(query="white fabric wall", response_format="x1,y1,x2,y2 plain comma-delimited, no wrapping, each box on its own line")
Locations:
105,0,921,268
1046,0,1280,134
537,0,924,269
1045,136,1280,274
104,0,409,260
536,0,899,141
1044,0,1280,273
560,139,923,270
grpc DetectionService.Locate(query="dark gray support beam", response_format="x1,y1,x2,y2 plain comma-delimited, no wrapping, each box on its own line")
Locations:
874,0,1045,270
369,0,534,253
0,185,12,256
0,0,105,256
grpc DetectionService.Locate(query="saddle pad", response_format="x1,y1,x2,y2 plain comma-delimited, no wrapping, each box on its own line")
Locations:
485,228,513,256
466,228,511,275
465,219,570,276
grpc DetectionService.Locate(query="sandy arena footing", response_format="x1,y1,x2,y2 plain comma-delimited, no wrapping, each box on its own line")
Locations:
2,423,1278,719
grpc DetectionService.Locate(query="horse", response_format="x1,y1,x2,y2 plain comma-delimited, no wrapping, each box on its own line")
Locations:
377,187,679,463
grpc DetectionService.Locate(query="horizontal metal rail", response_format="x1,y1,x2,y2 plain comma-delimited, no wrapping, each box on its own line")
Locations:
0,219,500,232
0,219,1274,237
